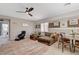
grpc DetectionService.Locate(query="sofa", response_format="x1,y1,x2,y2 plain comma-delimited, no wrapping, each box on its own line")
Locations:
38,32,59,46
30,32,41,40
30,34,39,40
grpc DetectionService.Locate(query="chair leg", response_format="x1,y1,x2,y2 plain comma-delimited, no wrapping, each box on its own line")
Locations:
62,42,64,52
73,45,75,53
58,38,61,48
58,42,60,48
69,44,72,52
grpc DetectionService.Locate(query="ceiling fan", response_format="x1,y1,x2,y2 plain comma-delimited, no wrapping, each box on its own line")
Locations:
64,3,71,6
16,7,34,17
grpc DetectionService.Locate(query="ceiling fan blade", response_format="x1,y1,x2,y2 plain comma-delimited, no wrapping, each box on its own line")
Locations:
16,11,25,13
28,13,33,16
28,7,34,12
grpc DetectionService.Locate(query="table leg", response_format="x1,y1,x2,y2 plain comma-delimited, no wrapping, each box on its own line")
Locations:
71,39,75,53
70,39,73,52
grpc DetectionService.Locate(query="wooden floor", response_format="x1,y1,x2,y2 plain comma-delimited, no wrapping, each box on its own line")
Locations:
0,38,79,55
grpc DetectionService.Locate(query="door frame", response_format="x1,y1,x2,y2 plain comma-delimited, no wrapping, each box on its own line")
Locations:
0,19,10,40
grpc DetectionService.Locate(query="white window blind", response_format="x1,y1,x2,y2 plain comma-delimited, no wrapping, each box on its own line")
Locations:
41,22,48,32
41,23,44,32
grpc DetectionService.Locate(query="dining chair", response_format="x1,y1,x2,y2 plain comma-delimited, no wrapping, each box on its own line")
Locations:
58,33,71,52
73,40,79,52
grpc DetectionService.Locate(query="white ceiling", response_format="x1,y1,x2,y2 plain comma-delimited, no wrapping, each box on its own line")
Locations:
0,3,79,21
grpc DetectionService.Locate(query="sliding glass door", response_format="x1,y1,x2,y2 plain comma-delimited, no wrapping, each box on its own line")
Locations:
0,19,9,44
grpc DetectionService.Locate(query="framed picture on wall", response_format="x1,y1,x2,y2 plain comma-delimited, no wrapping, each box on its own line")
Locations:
67,19,79,27
53,21,60,28
70,19,78,25
49,22,53,28
49,21,60,28
35,24,40,28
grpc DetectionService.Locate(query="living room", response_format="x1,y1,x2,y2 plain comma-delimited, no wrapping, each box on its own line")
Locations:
0,3,79,55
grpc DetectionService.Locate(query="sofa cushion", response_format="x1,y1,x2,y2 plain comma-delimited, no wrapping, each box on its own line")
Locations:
45,32,51,37
39,36,52,41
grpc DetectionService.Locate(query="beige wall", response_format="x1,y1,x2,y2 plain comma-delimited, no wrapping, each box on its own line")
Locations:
35,10,79,35
0,15,35,40
35,19,79,35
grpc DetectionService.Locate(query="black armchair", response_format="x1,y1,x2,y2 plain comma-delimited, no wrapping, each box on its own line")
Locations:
15,31,26,41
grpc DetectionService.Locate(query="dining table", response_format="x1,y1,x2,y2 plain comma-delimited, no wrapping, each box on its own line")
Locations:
64,33,79,52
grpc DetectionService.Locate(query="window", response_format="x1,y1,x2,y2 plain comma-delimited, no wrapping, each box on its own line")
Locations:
41,23,44,32
41,22,48,32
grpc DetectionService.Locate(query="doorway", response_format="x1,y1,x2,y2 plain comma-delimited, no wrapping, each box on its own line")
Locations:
0,19,10,44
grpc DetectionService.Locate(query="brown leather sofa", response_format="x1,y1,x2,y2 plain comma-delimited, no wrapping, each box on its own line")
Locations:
30,34,39,40
38,32,59,46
